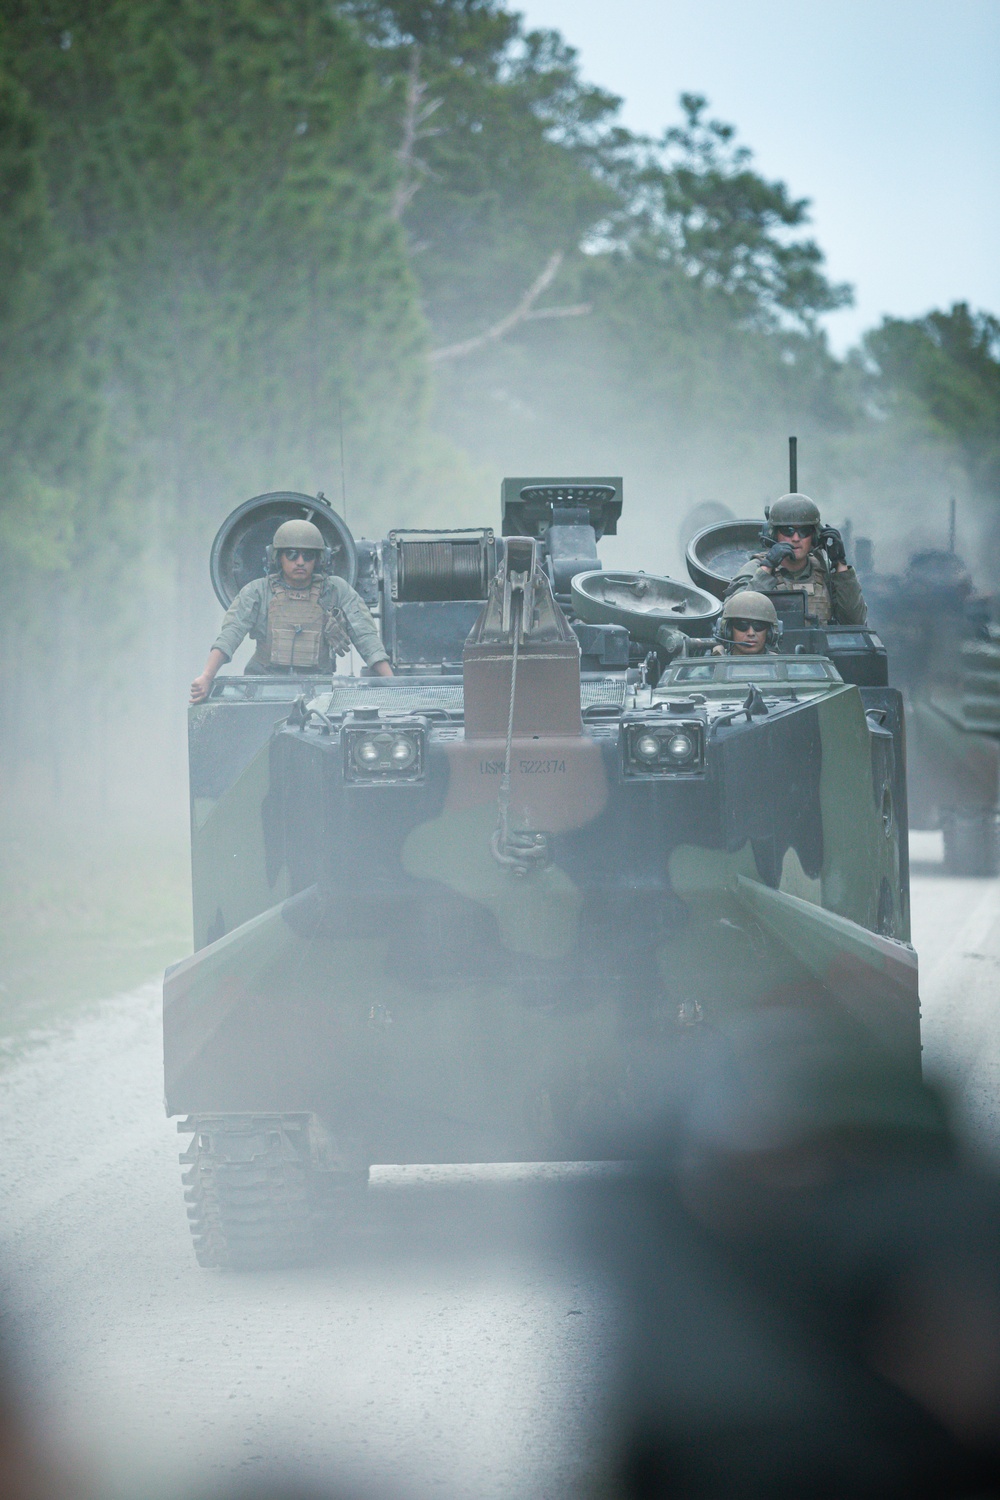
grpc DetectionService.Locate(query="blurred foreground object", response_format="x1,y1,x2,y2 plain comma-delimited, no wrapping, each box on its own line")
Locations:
588,1011,1000,1499
0,1299,87,1500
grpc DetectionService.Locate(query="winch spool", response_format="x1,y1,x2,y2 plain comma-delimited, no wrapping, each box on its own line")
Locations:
392,531,493,602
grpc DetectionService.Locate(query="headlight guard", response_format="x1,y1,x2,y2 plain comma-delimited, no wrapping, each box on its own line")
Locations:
622,715,706,778
342,711,427,784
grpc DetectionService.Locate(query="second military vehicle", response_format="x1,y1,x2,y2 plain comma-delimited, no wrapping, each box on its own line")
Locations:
854,527,1000,876
167,478,918,1267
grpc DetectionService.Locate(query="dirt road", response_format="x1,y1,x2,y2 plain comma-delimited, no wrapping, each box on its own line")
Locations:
1,837,997,1498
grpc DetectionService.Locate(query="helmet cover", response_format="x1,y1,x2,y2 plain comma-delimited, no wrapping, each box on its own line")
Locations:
716,589,781,646
722,589,779,626
272,518,325,552
766,492,822,531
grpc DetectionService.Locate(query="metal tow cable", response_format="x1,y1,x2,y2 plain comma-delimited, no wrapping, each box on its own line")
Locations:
491,588,547,874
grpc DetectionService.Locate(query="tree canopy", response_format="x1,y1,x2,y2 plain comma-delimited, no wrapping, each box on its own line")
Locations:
865,304,1000,504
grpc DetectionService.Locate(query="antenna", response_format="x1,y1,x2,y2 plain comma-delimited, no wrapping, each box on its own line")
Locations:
788,435,798,493
338,396,348,526
948,496,956,554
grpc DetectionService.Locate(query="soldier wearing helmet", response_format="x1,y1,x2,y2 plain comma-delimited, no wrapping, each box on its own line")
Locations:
713,590,781,656
724,493,867,627
190,517,392,702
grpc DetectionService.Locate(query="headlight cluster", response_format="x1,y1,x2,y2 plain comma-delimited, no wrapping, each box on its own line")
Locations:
624,719,705,777
343,720,425,783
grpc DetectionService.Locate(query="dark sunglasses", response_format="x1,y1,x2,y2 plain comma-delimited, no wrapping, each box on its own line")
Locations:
775,525,815,540
281,548,319,562
730,619,765,632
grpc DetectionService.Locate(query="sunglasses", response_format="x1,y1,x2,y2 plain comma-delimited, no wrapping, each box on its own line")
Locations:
281,548,319,562
774,525,815,540
730,619,765,632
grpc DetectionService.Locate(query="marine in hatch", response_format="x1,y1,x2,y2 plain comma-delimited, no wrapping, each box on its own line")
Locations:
711,589,781,655
190,518,392,702
725,492,867,627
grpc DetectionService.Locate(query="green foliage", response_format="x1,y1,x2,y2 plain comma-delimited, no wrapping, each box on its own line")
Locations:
395,43,853,515
4,0,438,546
346,1,622,343
606,94,853,330
338,10,854,518
0,808,191,1036
0,51,101,589
865,304,1000,500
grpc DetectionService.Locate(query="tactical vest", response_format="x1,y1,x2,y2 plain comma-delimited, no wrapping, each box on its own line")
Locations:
243,577,356,673
750,555,833,626
262,579,328,669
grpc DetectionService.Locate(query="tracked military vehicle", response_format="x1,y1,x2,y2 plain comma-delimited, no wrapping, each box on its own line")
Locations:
849,534,1000,876
166,479,918,1268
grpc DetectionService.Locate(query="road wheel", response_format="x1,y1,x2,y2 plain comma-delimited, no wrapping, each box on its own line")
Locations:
179,1115,321,1269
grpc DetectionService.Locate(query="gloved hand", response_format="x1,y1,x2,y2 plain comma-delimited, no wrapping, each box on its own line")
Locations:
819,526,847,566
763,540,796,571
324,606,352,656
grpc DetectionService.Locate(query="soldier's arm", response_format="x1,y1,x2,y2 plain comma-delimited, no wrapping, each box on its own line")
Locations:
212,582,261,660
830,567,868,626
190,648,229,704
332,580,393,675
724,567,772,600
191,584,261,702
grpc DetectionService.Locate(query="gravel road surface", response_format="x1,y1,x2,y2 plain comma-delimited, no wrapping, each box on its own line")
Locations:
1,833,997,1498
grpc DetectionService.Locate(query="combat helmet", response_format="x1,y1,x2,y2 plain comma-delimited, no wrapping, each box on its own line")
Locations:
762,492,822,543
267,517,331,572
715,589,781,648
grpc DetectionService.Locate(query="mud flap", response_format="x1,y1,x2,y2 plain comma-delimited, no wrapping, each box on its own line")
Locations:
163,886,323,1114
731,875,920,1073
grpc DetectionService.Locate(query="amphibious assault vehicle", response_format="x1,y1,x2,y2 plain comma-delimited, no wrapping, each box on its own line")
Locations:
853,532,1000,876
166,479,918,1268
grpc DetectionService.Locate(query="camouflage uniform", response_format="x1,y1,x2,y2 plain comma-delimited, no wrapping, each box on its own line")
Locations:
726,550,867,626
212,573,389,673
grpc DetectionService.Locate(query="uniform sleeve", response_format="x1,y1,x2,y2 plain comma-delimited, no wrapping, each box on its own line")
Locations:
831,567,868,626
211,580,263,660
331,579,390,667
724,565,773,599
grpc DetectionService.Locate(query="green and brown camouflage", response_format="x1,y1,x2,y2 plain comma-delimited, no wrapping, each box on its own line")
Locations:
166,483,918,1267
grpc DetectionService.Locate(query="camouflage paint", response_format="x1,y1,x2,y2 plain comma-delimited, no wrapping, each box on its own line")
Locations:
166,671,920,1163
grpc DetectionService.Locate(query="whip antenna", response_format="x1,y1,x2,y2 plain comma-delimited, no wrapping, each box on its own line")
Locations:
788,435,798,492
338,396,348,526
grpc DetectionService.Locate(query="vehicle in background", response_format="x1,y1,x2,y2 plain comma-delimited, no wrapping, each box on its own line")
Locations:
854,513,1000,877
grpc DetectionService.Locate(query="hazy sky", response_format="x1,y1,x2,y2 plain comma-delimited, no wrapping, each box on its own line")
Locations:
517,0,999,352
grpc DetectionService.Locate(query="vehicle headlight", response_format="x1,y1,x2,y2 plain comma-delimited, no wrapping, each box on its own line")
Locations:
344,721,425,782
624,719,704,778
390,735,417,768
